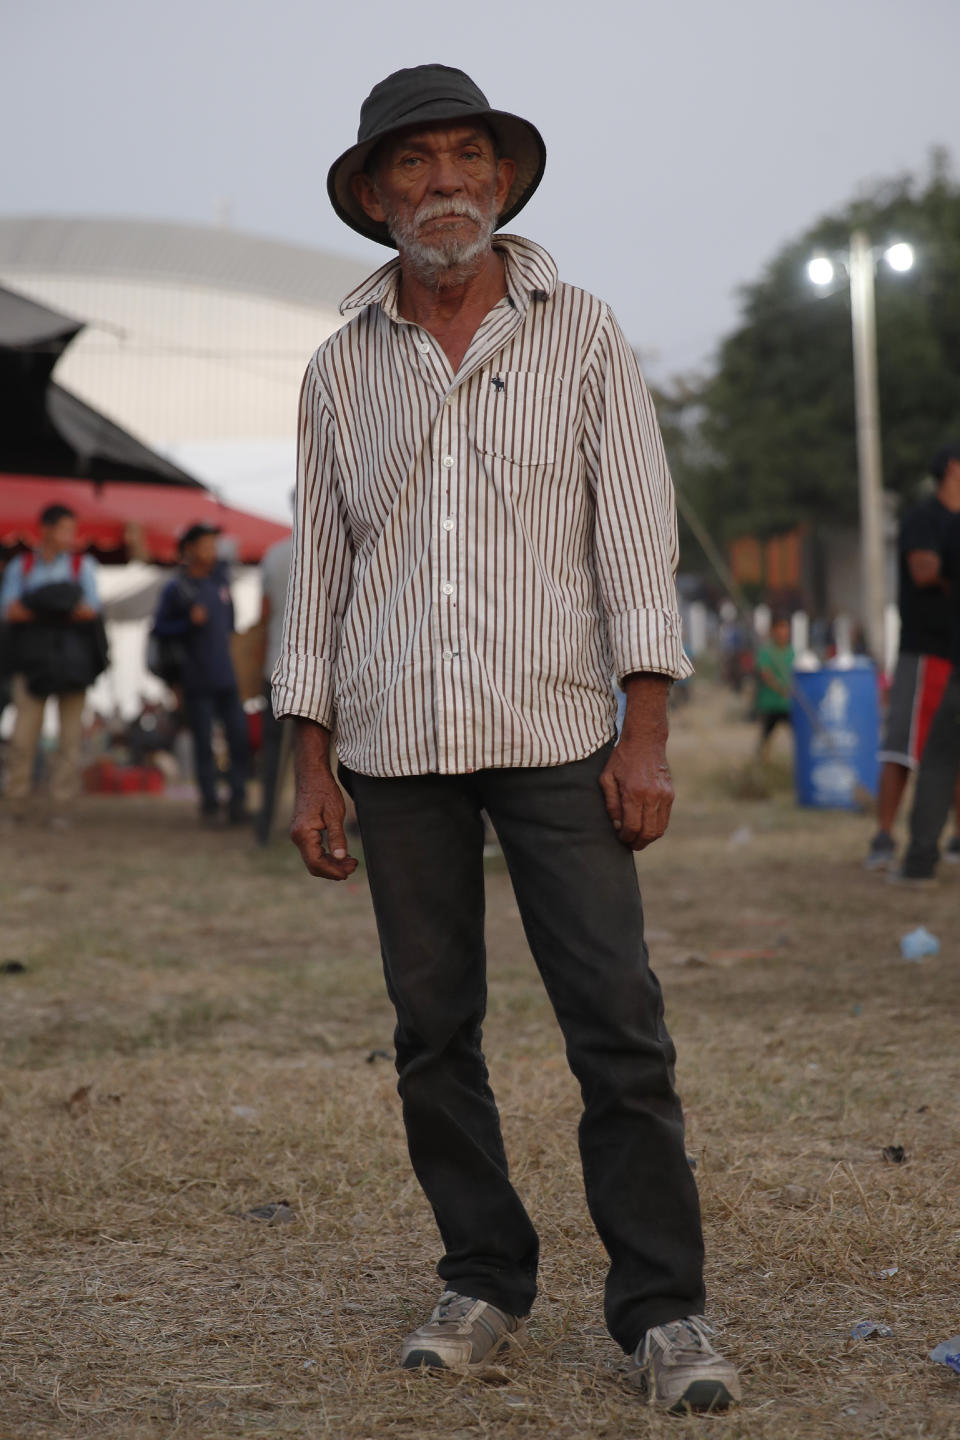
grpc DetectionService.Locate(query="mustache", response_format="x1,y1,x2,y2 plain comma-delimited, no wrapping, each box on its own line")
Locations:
412,198,489,227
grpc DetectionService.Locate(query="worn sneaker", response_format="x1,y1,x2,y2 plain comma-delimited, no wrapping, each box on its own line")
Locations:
400,1291,523,1371
626,1316,740,1413
864,831,896,871
944,835,960,864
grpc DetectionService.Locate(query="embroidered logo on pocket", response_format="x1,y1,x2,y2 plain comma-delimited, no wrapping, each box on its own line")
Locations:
476,371,565,467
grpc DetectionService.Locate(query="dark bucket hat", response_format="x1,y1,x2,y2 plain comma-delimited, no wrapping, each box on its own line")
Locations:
327,64,546,247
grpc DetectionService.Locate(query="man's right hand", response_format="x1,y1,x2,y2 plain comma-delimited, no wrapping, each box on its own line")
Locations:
5,600,32,623
190,603,208,626
290,720,358,881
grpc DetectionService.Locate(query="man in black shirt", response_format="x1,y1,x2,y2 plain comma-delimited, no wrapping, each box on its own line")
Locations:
866,446,960,868
898,504,960,881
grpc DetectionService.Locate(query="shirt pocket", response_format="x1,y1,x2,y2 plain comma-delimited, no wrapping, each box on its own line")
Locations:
475,371,566,467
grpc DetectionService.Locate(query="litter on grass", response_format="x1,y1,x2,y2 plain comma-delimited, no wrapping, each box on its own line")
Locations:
851,1321,893,1340
900,927,940,961
238,1201,295,1224
929,1337,960,1374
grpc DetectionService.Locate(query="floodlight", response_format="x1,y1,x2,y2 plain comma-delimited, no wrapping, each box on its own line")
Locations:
807,256,835,286
884,242,914,273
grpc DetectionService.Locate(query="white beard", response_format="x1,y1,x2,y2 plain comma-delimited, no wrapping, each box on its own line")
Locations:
385,195,499,286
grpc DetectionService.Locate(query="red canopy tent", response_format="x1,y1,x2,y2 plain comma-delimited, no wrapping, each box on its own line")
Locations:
0,283,290,565
0,474,290,566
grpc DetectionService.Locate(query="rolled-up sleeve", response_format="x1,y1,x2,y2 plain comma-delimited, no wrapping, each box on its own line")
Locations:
582,307,693,683
271,359,353,726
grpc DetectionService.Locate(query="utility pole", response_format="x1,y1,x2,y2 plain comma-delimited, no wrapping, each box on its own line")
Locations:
847,229,887,663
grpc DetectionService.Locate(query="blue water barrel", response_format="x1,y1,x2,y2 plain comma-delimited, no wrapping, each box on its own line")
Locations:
792,659,880,809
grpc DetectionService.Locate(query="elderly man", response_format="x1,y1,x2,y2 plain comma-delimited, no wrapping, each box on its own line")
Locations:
274,65,739,1414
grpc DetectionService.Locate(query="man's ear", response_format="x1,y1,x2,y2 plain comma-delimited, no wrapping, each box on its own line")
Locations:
495,157,516,216
352,171,386,223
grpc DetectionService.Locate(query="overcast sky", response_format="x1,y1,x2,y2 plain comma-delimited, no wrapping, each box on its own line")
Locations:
5,0,957,379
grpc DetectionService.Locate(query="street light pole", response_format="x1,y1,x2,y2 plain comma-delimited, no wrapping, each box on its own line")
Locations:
847,229,887,664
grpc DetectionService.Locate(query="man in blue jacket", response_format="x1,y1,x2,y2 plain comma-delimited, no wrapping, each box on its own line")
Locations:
153,523,248,823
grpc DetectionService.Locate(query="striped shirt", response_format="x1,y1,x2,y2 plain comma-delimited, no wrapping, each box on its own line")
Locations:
273,234,692,777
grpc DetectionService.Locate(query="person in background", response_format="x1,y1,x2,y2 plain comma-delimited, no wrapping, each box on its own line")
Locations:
0,504,102,826
718,600,751,693
894,505,960,883
865,445,960,870
254,527,293,845
152,523,247,824
753,613,794,757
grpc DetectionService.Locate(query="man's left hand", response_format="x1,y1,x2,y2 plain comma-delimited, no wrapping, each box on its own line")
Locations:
70,603,98,623
599,735,674,850
598,673,675,850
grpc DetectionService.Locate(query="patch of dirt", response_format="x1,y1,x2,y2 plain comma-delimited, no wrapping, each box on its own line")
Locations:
1,683,958,1438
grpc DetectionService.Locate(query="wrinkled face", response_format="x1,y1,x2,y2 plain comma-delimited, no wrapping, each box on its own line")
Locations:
43,515,77,554
353,123,516,276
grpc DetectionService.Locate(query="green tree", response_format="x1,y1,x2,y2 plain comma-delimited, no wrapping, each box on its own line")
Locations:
677,151,960,548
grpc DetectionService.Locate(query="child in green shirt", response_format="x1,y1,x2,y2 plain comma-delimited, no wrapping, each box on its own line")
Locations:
754,615,795,756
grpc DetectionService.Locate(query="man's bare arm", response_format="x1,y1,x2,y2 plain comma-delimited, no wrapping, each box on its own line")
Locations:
289,718,358,881
598,673,674,851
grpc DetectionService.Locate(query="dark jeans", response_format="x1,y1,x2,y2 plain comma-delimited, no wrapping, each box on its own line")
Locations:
185,686,248,812
339,745,705,1352
903,672,960,877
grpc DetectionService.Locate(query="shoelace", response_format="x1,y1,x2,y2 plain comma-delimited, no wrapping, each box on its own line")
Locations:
432,1291,473,1322
641,1316,716,1362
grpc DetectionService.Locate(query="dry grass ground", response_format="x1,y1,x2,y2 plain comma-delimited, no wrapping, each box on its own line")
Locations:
1,684,959,1440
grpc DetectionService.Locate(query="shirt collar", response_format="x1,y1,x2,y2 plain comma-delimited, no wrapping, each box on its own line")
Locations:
338,234,560,320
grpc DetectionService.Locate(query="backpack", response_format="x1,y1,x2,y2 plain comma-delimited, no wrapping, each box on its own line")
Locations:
0,551,108,695
147,575,200,687
146,631,188,687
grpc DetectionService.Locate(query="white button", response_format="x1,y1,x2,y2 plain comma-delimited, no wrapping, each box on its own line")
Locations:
442,454,454,468
442,517,455,531
441,582,455,596
442,649,454,660
418,342,431,354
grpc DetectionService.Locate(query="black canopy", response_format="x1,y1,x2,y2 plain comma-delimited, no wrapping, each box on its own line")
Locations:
0,283,203,487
